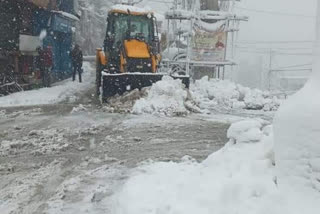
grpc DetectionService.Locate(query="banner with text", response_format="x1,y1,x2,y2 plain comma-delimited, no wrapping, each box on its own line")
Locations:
191,31,227,62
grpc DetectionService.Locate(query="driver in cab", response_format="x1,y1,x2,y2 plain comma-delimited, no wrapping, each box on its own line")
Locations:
130,24,139,37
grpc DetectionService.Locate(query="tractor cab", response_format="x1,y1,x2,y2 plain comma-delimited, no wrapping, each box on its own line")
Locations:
104,9,160,58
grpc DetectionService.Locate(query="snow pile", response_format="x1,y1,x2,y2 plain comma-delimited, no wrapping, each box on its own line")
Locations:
0,109,6,118
131,76,279,116
109,119,320,213
191,77,280,111
0,62,94,107
132,76,190,116
71,104,88,114
109,119,278,213
273,2,320,198
227,119,268,144
274,65,320,196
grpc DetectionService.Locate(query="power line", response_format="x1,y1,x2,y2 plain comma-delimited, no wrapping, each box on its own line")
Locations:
237,50,312,56
147,0,172,3
266,47,312,50
276,52,312,56
236,46,312,53
275,63,312,69
270,68,312,72
236,46,313,51
237,40,314,44
237,50,273,54
235,6,316,19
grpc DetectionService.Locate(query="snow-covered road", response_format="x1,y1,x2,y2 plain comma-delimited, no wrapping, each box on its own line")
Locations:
0,64,234,213
0,62,281,213
0,105,230,213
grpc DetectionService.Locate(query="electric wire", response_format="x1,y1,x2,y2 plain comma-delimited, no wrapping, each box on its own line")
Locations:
235,6,315,19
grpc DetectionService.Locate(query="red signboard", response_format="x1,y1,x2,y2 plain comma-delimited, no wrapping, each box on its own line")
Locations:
28,0,49,8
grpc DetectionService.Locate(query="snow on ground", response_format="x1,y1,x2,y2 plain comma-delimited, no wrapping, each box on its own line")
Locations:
273,33,320,199
191,77,281,112
274,80,320,195
46,164,126,214
0,62,94,107
132,76,192,116
109,119,320,214
0,159,66,214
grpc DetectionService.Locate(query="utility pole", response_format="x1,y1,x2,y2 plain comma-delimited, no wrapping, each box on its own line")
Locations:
268,49,274,91
315,0,320,73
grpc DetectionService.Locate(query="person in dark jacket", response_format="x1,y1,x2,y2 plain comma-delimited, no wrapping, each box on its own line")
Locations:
71,44,83,83
37,46,52,87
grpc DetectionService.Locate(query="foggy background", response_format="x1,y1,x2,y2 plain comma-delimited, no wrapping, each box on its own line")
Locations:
233,0,317,91
77,0,317,91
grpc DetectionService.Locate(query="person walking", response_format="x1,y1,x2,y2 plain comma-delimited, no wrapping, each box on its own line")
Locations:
71,44,83,83
37,46,52,87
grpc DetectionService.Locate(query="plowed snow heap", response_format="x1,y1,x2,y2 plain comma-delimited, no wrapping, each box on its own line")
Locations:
129,76,280,115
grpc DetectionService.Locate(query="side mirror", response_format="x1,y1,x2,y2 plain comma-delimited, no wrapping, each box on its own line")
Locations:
152,36,160,54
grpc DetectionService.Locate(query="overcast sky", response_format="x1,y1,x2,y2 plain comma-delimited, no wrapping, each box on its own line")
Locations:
232,0,318,88
237,0,317,42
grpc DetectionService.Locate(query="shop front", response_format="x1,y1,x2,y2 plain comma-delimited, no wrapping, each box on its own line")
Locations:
33,9,77,82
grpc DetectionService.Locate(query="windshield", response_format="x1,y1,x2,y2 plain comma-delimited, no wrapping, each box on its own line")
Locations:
113,14,153,45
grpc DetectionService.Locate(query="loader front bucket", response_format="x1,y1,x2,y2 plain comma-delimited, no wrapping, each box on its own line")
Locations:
101,73,190,102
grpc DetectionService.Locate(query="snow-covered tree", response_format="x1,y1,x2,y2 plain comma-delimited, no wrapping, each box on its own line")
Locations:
76,0,115,55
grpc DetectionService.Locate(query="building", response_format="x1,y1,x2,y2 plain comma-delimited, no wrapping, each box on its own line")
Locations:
0,0,79,94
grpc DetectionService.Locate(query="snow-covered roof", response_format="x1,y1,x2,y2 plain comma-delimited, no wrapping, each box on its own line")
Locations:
195,20,227,32
110,4,154,15
52,10,80,22
165,10,195,20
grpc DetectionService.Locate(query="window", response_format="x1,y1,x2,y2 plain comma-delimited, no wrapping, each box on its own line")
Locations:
113,14,153,45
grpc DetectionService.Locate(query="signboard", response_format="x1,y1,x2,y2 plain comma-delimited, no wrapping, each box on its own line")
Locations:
52,15,74,33
191,31,227,62
19,34,42,53
28,0,50,8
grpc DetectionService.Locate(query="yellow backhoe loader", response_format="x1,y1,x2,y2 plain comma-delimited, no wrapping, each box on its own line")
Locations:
96,5,189,101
